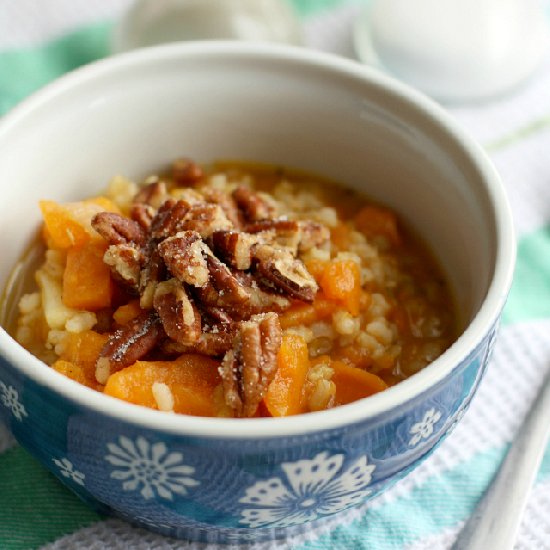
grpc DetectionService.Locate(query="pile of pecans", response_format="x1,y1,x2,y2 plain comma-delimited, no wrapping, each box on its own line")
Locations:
91,159,330,417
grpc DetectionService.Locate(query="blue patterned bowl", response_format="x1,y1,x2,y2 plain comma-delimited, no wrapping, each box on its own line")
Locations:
0,43,515,543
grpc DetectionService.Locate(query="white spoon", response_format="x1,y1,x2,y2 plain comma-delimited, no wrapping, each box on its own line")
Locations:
452,368,550,549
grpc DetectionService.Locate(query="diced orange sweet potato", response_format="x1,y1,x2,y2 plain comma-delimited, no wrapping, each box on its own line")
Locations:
355,205,401,246
62,242,113,310
52,360,88,386
113,300,143,326
60,330,109,387
320,260,361,316
330,223,351,249
264,334,310,417
103,355,221,417
278,295,336,329
305,259,328,284
331,360,387,405
39,197,120,249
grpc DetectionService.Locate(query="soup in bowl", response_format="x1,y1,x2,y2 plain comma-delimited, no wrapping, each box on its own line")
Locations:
0,43,514,543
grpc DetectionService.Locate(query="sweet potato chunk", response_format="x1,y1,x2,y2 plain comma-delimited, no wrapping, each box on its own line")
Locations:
40,197,120,249
355,205,401,246
331,360,387,405
264,334,310,416
320,260,361,316
62,242,113,310
103,355,221,417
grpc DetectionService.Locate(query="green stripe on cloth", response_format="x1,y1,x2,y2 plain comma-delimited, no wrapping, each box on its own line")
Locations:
0,21,111,116
502,224,550,325
0,447,100,550
0,0,365,117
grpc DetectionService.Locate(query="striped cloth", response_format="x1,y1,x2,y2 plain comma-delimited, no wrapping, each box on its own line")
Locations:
1,1,550,548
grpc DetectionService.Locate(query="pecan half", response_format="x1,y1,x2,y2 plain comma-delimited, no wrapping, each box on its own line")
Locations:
233,271,290,316
202,254,250,305
297,221,330,252
211,230,258,270
153,279,201,345
172,158,203,186
183,202,233,238
139,245,166,309
219,312,282,417
254,245,318,302
130,203,156,232
233,186,277,221
95,312,162,384
134,179,168,209
150,199,189,240
158,231,210,287
103,244,143,290
162,330,233,357
203,188,243,229
92,212,146,246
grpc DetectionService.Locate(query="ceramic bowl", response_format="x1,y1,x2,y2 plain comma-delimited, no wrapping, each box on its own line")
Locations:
0,43,515,543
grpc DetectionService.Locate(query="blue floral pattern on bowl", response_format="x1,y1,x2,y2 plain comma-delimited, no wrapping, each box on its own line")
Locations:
0,321,498,543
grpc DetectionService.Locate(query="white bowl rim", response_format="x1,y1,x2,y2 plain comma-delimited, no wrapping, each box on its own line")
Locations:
0,42,516,439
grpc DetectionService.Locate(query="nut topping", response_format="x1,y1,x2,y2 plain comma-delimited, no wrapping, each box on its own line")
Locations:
233,186,277,221
92,159,324,400
211,230,257,270
92,212,146,246
219,312,282,417
134,179,168,209
103,244,143,290
172,158,203,186
158,231,210,287
95,312,162,384
153,279,201,345
254,245,318,302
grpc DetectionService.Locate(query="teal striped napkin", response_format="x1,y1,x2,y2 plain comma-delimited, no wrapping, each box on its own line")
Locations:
1,1,549,548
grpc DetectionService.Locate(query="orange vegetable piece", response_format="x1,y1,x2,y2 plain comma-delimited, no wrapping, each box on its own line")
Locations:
355,205,401,246
60,330,109,388
320,260,361,316
305,259,328,284
330,223,351,249
104,355,221,417
113,300,143,326
331,360,387,406
264,334,310,417
279,295,335,329
62,242,113,310
39,197,120,249
52,360,88,387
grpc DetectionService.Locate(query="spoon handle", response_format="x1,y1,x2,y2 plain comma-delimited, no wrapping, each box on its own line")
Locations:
452,369,550,550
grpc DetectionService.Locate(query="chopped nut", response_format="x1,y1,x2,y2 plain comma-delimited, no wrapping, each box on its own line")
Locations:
297,221,330,252
139,245,166,309
104,244,143,290
182,202,233,238
233,186,277,221
199,254,250,306
162,330,233,357
172,158,203,186
150,199,189,239
130,203,156,232
254,245,318,302
96,312,162,384
219,312,282,417
153,279,201,345
203,188,242,228
158,231,210,287
211,230,257,270
134,179,168,208
92,212,146,246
